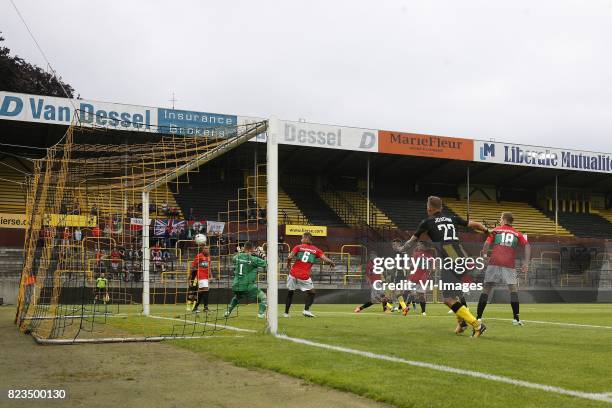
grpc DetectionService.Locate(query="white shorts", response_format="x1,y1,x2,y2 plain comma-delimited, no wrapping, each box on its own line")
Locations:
198,279,209,289
287,275,314,291
484,265,518,285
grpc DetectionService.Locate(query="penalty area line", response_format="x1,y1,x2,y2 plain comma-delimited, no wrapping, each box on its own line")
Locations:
148,314,256,333
275,334,612,404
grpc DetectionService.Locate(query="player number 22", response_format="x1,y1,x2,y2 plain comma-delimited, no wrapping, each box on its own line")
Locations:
437,224,458,240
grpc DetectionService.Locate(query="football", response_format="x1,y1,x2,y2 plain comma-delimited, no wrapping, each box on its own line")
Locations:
194,233,207,245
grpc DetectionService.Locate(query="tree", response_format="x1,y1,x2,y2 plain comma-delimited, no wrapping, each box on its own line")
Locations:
0,31,75,97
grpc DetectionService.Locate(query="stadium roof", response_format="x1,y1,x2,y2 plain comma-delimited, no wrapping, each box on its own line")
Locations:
0,91,610,193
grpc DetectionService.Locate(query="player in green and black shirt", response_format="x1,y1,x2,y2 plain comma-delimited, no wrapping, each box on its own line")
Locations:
224,242,268,319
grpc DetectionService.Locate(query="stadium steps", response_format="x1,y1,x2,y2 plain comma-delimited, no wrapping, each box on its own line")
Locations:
318,190,396,227
282,185,346,227
371,196,436,231
594,209,612,224
243,170,309,225
78,184,182,219
0,248,24,278
443,198,573,237
171,182,237,221
546,211,612,239
253,186,308,225
0,159,29,213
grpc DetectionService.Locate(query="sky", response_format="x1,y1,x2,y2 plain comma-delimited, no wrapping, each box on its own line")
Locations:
2,0,611,152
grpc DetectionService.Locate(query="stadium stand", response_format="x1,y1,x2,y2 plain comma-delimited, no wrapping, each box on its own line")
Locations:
171,182,237,222
547,211,612,239
319,190,395,227
595,208,612,224
0,248,23,278
68,183,181,219
370,195,459,231
245,171,309,225
282,184,346,227
254,186,308,225
0,159,29,213
443,198,573,236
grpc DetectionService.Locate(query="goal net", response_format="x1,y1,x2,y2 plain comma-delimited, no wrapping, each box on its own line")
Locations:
15,115,268,343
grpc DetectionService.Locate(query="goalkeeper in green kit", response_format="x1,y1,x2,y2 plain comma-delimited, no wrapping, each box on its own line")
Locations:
224,241,268,319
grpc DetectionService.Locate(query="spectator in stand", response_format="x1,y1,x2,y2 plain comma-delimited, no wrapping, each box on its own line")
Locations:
95,248,106,273
61,227,71,247
110,248,122,278
219,235,228,255
72,201,81,215
90,204,98,217
188,207,195,221
152,244,163,272
170,228,178,248
258,207,266,224
164,226,171,249
74,227,82,242
162,248,172,270
178,225,187,241
187,224,194,240
161,201,169,216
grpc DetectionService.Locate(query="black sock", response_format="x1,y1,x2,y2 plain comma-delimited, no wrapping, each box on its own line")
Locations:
459,296,467,308
285,290,294,314
382,302,387,311
510,292,519,320
202,291,209,308
450,301,462,313
477,293,488,319
360,301,373,310
420,301,426,313
304,292,315,311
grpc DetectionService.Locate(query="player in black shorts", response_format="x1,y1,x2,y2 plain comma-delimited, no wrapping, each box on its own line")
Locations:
394,196,490,337
186,260,198,312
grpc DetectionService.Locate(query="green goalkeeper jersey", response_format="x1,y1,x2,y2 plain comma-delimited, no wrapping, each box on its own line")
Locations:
232,252,267,291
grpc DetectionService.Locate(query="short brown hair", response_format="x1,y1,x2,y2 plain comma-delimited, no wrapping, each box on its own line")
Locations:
501,212,514,224
303,232,313,239
427,196,442,211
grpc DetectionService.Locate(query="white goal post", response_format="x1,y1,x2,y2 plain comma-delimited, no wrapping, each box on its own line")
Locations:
266,117,280,334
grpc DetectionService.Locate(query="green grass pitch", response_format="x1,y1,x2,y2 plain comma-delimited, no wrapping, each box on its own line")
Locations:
105,302,612,407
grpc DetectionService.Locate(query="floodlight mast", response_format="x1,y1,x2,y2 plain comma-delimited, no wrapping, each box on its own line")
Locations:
140,121,268,316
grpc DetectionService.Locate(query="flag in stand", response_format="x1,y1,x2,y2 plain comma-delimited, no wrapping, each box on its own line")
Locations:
154,219,186,236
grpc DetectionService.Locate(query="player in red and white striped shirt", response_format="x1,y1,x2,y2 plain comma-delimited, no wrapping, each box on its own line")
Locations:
477,212,531,325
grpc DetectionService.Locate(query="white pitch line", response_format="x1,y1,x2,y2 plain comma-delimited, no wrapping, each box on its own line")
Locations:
485,317,612,330
276,334,612,404
315,312,612,329
148,314,256,333
22,313,129,320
